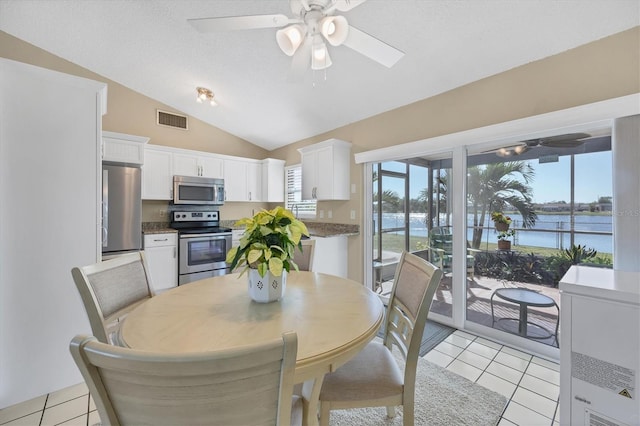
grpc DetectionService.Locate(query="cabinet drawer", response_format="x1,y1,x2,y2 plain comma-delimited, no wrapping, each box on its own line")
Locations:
144,233,177,248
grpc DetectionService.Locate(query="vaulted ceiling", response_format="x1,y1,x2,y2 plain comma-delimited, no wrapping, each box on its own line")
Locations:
1,0,638,150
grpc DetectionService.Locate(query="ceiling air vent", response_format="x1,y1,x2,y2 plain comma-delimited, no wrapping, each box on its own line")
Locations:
157,110,188,130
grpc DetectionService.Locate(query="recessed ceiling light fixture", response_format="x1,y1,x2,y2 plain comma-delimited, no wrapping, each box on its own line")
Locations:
196,87,217,106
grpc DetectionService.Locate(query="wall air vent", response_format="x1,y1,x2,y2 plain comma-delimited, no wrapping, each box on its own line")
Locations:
157,110,188,130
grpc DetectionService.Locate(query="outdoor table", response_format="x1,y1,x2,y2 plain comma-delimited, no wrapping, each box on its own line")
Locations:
490,287,559,344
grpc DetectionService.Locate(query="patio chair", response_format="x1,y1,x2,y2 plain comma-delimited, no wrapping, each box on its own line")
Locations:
318,251,443,426
422,226,479,278
70,331,301,426
71,252,155,345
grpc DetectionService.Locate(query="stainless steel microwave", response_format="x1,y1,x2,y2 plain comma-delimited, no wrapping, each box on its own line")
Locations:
173,175,225,205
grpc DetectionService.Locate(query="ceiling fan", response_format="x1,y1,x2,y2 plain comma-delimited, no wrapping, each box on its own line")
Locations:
188,0,405,73
490,133,592,157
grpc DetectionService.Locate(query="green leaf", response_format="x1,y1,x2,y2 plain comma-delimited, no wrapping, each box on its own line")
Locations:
269,257,284,276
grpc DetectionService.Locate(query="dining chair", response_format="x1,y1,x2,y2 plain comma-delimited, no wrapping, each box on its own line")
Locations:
70,331,301,426
293,238,316,272
71,251,155,345
318,251,443,426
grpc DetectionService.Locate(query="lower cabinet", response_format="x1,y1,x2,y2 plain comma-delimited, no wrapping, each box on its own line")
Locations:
143,233,177,293
311,236,348,278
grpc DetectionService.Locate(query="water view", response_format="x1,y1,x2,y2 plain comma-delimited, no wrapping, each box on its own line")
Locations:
379,212,613,254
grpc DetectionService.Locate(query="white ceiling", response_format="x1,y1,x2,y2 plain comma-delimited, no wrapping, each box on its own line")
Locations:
1,0,638,151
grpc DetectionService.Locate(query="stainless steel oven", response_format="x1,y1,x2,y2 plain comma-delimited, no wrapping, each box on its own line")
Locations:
171,210,232,285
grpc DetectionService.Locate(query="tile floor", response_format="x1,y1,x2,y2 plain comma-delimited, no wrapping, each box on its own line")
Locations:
0,329,560,426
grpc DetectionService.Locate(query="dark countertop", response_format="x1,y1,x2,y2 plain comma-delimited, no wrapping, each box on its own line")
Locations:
221,220,359,238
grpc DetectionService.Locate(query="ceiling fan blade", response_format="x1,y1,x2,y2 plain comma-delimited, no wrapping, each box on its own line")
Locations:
343,26,404,68
333,0,369,12
188,14,297,32
539,132,591,148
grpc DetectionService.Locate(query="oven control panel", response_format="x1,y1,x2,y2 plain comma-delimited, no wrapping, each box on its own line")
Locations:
172,211,220,222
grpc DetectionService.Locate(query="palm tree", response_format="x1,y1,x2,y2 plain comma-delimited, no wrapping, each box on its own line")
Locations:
468,161,537,248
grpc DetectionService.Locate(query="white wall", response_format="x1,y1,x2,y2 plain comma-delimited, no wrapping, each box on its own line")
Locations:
0,58,105,408
613,115,640,271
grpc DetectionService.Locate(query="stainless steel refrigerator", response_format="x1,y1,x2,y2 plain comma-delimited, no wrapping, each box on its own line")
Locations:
102,163,142,255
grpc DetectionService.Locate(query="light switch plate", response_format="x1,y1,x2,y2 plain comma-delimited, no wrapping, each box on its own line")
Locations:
350,210,356,220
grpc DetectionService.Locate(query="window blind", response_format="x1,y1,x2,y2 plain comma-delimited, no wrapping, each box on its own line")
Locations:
285,165,316,216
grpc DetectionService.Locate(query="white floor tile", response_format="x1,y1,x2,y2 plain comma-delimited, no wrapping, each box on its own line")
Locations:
501,346,533,361
446,359,483,382
433,340,464,358
452,330,477,340
495,351,531,372
498,418,517,426
57,414,88,425
486,361,525,384
512,387,557,419
477,372,518,399
466,340,500,359
526,362,560,386
40,396,88,426
457,349,492,370
475,337,503,350
424,349,454,368
46,383,88,408
1,411,42,426
444,333,474,349
502,401,553,426
88,409,101,426
519,374,560,401
531,356,560,372
0,395,46,424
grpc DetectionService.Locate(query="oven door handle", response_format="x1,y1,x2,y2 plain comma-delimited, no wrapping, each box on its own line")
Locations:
180,233,231,241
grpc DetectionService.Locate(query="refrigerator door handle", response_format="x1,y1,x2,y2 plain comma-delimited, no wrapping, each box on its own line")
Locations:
102,169,108,248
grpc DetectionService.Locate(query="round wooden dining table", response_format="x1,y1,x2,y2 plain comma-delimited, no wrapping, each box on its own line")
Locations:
120,271,385,426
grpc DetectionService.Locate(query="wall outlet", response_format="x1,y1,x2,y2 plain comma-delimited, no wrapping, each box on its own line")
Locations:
350,210,356,220
159,209,166,217
351,183,356,194
319,210,324,219
328,210,332,219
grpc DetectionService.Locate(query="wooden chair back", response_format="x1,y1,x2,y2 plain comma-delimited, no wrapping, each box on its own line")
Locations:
293,239,315,272
71,252,154,344
70,331,298,426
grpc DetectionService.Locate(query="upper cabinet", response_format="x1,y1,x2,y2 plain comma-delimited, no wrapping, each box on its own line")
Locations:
223,158,262,202
262,158,286,203
298,139,351,201
142,146,173,200
173,152,223,179
102,131,148,165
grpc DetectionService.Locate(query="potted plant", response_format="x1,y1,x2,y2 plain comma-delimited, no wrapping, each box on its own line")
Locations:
491,211,512,232
497,229,515,250
226,206,310,303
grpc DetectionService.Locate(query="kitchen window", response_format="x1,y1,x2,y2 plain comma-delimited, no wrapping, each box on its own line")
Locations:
285,164,316,218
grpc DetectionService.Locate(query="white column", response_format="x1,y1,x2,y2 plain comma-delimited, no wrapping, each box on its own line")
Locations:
612,114,640,271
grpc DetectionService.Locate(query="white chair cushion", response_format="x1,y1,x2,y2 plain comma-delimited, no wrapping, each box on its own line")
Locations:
319,341,403,401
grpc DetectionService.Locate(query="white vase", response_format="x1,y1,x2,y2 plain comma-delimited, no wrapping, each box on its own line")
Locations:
247,269,287,303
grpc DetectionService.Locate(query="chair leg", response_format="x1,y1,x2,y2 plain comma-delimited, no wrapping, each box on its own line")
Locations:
402,398,414,426
319,402,330,426
386,406,396,418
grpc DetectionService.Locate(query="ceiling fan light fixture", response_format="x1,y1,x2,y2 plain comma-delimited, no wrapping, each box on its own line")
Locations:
320,15,349,46
311,38,332,70
276,24,306,56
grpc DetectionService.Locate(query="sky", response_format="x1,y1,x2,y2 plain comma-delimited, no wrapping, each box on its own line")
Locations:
383,150,612,204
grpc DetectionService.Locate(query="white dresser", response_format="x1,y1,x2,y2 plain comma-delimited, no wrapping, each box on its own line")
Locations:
559,266,639,426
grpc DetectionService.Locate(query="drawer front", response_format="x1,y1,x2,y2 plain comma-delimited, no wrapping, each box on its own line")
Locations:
144,233,177,248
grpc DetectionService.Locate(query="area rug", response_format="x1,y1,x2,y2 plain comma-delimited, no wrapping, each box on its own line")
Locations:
329,345,507,426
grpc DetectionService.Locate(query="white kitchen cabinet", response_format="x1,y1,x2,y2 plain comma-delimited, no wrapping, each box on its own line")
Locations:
298,139,351,201
262,158,285,202
559,266,640,426
173,152,223,179
142,146,173,200
223,158,262,202
143,233,178,293
102,131,148,165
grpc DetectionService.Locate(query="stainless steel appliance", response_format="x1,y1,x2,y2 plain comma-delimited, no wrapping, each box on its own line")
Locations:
102,163,142,255
173,175,225,205
171,210,232,285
